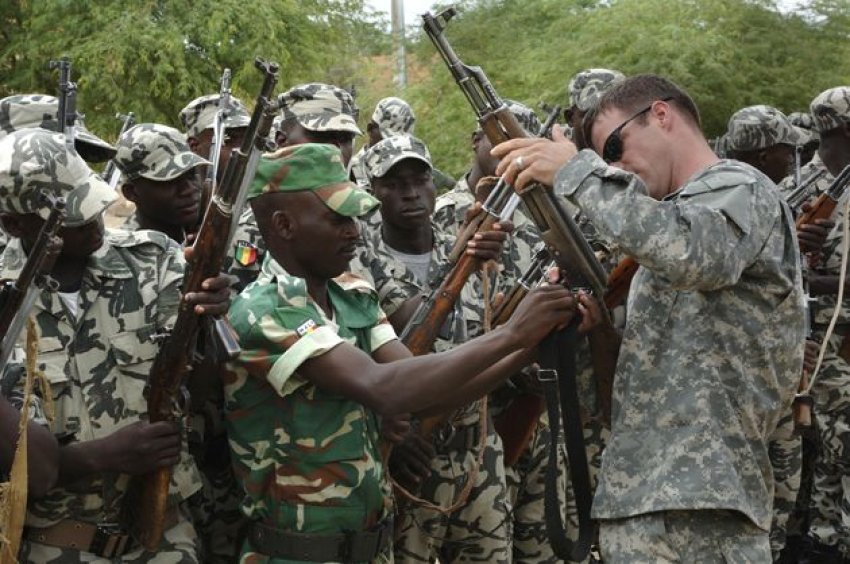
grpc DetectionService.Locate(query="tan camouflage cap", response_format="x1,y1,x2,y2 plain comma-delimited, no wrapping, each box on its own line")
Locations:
364,135,432,180
0,94,116,162
567,69,625,112
810,87,850,134
0,129,116,226
725,105,811,152
178,93,252,138
278,83,362,135
248,143,378,217
115,123,210,182
371,97,415,138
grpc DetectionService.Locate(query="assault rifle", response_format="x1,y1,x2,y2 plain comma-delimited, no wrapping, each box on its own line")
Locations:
209,69,232,190
101,112,136,189
795,164,850,228
0,194,65,371
48,57,77,153
136,58,279,551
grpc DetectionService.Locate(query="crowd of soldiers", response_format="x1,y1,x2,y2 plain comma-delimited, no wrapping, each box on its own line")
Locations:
0,59,848,564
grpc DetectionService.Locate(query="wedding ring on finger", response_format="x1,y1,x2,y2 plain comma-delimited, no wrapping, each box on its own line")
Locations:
515,156,525,171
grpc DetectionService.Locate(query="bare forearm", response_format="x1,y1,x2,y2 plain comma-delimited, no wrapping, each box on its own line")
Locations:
57,437,110,486
0,398,59,498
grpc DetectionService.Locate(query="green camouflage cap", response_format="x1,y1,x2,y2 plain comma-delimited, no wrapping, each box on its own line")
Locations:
810,87,850,134
0,129,116,226
567,68,625,112
115,123,210,182
178,93,252,138
371,97,415,138
0,94,116,162
364,134,432,180
725,105,811,151
247,143,378,217
278,83,362,135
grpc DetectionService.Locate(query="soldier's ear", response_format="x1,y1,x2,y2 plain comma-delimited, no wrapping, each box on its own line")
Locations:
121,182,139,204
272,209,295,240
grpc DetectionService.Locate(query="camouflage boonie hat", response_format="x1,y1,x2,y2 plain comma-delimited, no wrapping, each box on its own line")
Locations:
725,105,812,151
364,135,432,180
810,87,850,134
179,93,252,138
567,69,625,112
278,83,362,135
0,94,116,162
115,123,210,182
0,129,116,226
248,143,378,217
371,97,415,138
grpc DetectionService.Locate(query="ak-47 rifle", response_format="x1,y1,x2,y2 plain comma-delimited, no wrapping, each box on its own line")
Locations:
102,112,136,189
0,194,65,371
136,58,279,551
48,57,76,153
795,164,850,229
209,69,232,190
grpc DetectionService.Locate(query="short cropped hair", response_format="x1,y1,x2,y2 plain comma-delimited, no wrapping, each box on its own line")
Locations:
582,74,701,150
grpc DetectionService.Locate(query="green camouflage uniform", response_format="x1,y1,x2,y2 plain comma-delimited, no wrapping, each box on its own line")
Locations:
360,135,511,564
555,150,804,562
223,144,395,563
724,104,813,558
0,129,200,562
803,86,850,557
178,94,255,563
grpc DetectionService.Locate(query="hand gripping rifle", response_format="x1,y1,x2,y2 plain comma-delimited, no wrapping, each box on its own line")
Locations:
0,194,65,371
48,57,77,154
101,112,136,189
136,58,279,551
423,9,616,560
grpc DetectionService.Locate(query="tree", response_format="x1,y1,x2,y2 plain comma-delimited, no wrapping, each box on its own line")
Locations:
0,0,384,141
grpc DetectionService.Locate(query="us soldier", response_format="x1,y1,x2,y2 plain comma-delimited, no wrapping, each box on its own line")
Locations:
349,96,417,190
564,69,625,149
359,135,516,563
494,74,803,561
113,123,209,243
801,86,850,562
223,142,581,562
177,93,254,563
0,128,231,562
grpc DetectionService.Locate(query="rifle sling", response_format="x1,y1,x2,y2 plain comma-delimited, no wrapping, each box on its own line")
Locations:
539,324,594,562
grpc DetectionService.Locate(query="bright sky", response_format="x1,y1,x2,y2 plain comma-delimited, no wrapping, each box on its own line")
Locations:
365,0,439,28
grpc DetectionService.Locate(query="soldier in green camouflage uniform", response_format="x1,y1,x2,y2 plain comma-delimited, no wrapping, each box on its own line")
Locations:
112,123,209,243
723,104,827,560
358,135,512,564
494,74,804,562
177,92,254,563
0,129,232,562
224,142,578,563
800,86,850,562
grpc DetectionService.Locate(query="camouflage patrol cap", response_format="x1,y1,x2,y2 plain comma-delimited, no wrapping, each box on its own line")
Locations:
567,69,625,112
810,87,850,134
179,94,252,138
364,135,432,180
725,105,811,152
248,143,378,217
278,83,362,135
0,129,116,226
371,97,415,138
0,94,116,162
115,123,210,182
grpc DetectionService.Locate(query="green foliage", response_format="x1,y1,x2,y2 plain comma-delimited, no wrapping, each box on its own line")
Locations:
0,0,383,142
357,0,850,176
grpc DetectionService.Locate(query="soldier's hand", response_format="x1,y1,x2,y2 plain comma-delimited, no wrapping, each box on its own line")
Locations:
797,218,834,255
101,421,182,475
182,247,233,315
382,413,412,444
492,124,578,190
576,289,603,333
465,219,513,261
505,284,577,348
389,433,435,488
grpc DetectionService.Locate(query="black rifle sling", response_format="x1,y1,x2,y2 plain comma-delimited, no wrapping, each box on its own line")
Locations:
539,324,594,562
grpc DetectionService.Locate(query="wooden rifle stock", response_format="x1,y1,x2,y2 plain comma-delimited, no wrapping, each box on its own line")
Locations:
795,164,850,229
137,58,279,551
604,256,638,310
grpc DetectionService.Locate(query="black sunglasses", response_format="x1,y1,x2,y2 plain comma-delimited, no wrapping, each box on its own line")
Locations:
601,97,673,163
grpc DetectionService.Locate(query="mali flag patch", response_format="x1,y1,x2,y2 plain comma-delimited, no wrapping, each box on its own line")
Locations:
234,241,258,267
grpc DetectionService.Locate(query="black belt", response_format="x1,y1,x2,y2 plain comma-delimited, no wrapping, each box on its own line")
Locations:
249,518,393,562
